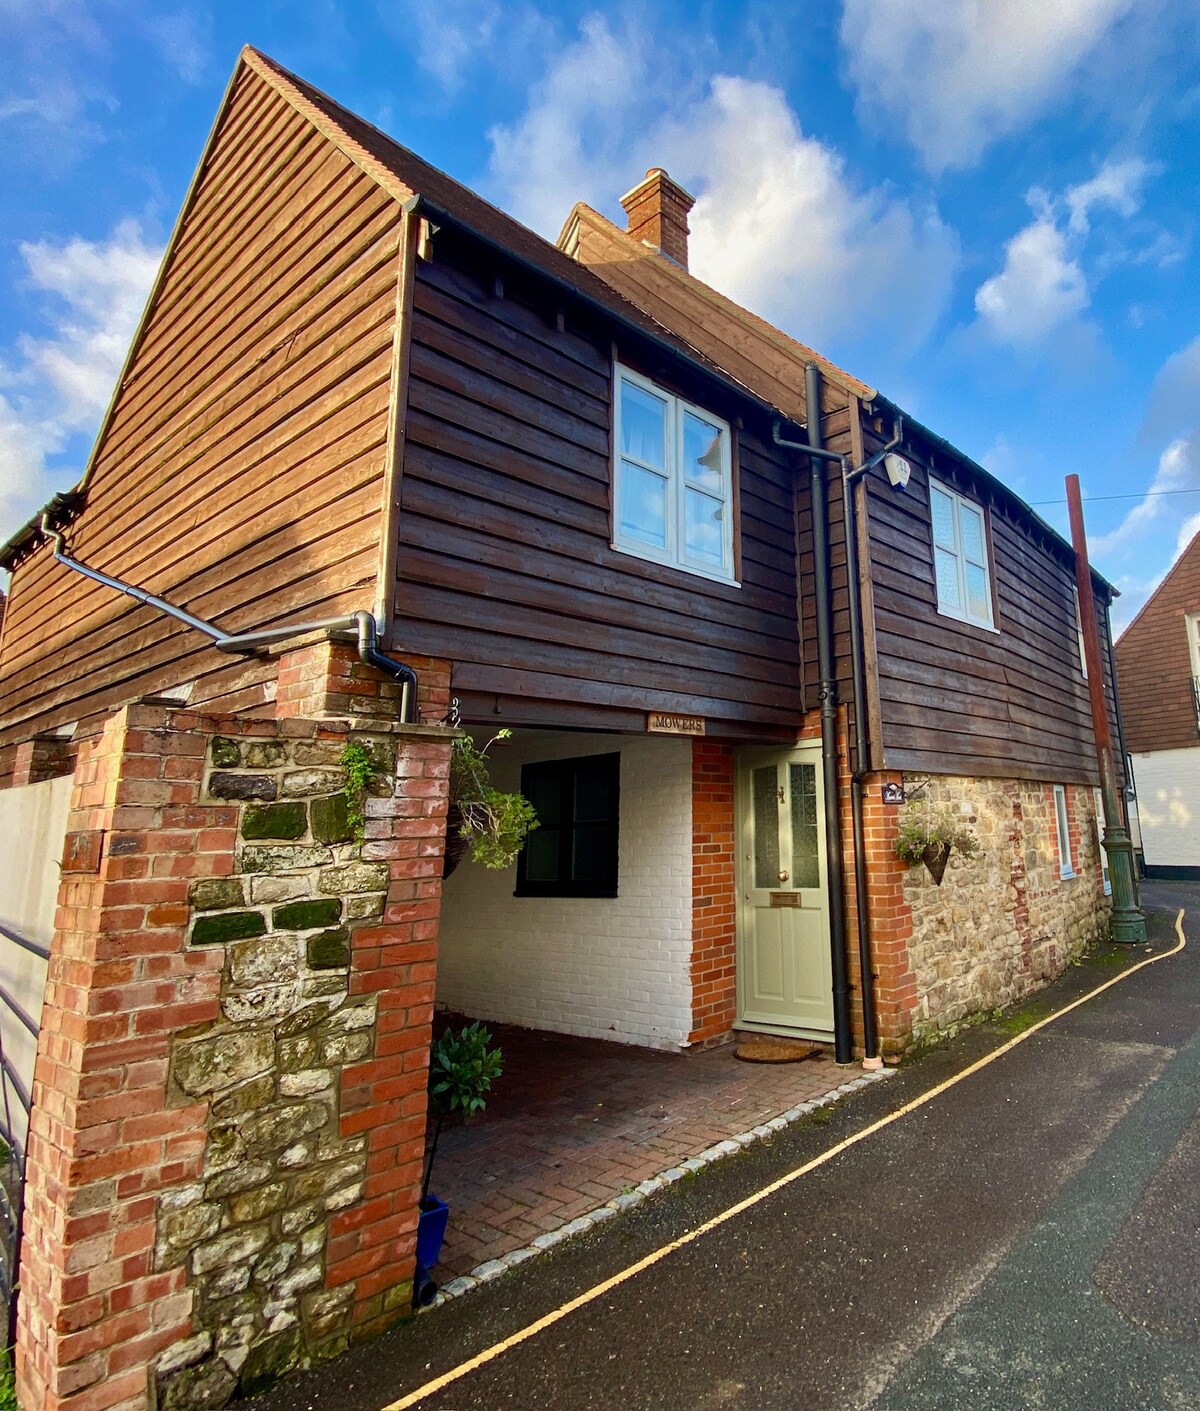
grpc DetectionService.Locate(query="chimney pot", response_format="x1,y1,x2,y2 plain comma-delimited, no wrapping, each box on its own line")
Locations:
619,168,696,270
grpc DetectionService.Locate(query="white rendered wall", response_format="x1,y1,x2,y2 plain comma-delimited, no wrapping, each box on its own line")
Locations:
1130,748,1200,870
436,731,694,1049
0,773,73,1145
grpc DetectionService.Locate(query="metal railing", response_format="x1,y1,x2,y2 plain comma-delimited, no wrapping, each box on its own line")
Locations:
0,919,48,1344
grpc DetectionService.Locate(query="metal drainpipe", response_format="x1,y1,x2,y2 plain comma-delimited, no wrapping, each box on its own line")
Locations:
773,365,853,1064
841,418,902,1070
40,516,419,722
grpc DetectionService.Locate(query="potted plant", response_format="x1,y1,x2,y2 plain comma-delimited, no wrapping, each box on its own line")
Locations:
894,801,981,885
415,1021,504,1302
444,730,538,878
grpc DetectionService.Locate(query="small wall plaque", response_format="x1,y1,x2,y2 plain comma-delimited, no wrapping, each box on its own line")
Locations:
647,712,706,736
61,829,104,874
881,782,906,805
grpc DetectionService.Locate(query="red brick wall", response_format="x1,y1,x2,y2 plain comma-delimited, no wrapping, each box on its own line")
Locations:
275,641,450,727
689,741,737,1044
17,703,226,1411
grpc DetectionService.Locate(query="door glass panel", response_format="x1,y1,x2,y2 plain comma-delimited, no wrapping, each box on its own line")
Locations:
752,766,780,890
789,763,820,888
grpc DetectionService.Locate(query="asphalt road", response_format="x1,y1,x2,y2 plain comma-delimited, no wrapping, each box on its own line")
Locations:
253,889,1198,1411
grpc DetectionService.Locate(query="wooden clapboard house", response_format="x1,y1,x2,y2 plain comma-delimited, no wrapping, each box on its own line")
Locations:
1115,530,1200,878
0,47,1120,1058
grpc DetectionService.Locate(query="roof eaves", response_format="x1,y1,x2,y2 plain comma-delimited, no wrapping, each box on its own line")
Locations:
1113,526,1200,646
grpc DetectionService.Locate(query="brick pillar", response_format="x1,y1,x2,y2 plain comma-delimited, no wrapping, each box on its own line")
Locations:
11,733,75,787
324,731,451,1339
860,775,917,1055
17,705,226,1411
275,640,450,727
689,741,738,1045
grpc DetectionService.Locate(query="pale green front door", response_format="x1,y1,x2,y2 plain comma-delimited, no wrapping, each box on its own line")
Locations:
736,746,834,1036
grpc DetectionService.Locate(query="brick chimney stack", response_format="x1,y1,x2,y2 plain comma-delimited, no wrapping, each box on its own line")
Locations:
619,168,696,270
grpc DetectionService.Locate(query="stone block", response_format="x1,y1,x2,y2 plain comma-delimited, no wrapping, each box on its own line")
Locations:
281,769,343,798
321,1031,371,1065
189,877,246,912
320,1003,375,1034
251,875,310,904
210,772,277,801
229,934,302,988
221,982,305,1025
174,1031,274,1097
238,1328,303,1400
310,792,353,844
272,898,342,931
317,861,390,895
211,1075,276,1121
344,892,385,920
293,740,345,767
210,737,242,768
205,1161,273,1201
240,1102,330,1152
160,1356,237,1411
307,928,350,969
242,802,308,841
276,1000,341,1039
192,1226,270,1276
242,844,332,875
192,910,268,946
245,741,289,768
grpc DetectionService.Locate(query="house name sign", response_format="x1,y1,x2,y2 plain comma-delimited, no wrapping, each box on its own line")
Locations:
647,712,706,737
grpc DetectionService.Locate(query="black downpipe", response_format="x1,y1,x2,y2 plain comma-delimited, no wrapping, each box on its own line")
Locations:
354,611,419,724
804,364,854,1065
842,465,880,1064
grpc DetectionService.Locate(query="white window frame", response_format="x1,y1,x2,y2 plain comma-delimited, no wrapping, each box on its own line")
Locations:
929,477,996,631
1187,613,1200,728
612,364,737,585
1074,588,1088,680
1053,784,1075,880
1092,786,1111,896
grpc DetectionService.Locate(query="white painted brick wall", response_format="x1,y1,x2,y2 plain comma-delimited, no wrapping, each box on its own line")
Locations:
436,731,694,1049
1130,748,1200,869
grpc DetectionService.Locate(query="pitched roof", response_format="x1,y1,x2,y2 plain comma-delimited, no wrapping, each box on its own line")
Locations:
560,202,874,404
1115,528,1200,647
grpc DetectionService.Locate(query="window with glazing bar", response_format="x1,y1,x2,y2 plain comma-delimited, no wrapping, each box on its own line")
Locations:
929,477,994,629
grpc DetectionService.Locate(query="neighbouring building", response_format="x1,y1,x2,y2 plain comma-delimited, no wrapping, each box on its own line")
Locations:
1115,529,1200,878
0,46,1119,1410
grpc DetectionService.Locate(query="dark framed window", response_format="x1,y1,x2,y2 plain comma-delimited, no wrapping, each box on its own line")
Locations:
515,753,620,898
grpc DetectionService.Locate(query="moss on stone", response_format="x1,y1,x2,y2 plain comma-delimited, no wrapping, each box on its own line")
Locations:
191,911,268,946
242,802,308,841
273,898,342,931
188,877,246,912
307,928,351,969
310,792,352,845
238,1328,303,1400
210,736,242,768
245,740,289,768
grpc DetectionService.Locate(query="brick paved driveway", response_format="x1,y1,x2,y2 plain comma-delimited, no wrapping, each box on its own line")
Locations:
424,1021,856,1279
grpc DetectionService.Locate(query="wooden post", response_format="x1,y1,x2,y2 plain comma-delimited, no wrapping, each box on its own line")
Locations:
1065,475,1146,943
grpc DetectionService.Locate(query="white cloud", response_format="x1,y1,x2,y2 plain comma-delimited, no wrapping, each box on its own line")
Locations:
1142,334,1200,444
840,0,1137,171
1064,157,1155,234
975,220,1089,347
973,156,1159,353
382,0,553,93
144,10,214,87
0,220,162,540
1091,435,1200,558
486,15,957,359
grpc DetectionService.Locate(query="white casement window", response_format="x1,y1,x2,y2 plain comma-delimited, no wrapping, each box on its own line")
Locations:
613,365,736,583
1187,613,1200,728
929,478,994,629
1092,787,1111,896
1053,784,1075,880
1074,588,1088,680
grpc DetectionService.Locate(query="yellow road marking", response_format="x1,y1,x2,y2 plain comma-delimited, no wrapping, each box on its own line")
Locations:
383,914,1187,1410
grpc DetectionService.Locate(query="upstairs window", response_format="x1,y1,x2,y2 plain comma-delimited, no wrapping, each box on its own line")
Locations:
1053,784,1075,880
930,478,994,630
516,753,620,898
613,365,735,583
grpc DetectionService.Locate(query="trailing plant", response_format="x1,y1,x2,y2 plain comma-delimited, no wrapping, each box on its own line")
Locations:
0,1345,16,1411
448,730,538,870
894,801,980,884
422,1021,504,1199
339,740,378,840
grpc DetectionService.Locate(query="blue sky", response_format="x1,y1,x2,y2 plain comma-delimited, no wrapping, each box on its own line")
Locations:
2,0,1199,631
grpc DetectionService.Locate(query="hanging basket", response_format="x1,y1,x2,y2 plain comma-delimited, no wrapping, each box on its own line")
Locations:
921,841,953,885
442,804,470,879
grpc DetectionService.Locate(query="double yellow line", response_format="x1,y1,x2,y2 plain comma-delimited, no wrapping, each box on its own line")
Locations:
385,915,1187,1410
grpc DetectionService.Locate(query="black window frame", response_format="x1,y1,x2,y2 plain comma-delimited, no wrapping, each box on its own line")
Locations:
515,752,620,898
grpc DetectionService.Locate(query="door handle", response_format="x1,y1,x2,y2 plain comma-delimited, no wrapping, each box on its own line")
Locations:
778,870,789,882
